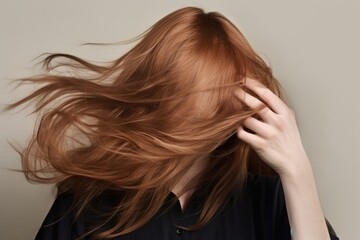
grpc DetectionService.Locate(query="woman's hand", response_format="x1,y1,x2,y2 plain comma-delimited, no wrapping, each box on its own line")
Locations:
233,77,311,178
234,78,333,239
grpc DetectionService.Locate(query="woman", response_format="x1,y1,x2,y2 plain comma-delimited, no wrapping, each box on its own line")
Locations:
5,6,339,240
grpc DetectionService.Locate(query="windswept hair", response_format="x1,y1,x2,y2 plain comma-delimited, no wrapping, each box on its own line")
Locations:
4,6,286,239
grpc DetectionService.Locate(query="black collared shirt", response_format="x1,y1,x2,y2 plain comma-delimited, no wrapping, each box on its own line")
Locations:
35,174,339,240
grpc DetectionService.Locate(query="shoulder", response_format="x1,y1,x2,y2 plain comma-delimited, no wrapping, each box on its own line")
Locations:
242,173,287,223
39,191,78,225
230,173,286,221
231,173,291,238
244,173,281,186
244,172,286,208
35,190,124,240
35,192,85,239
240,173,340,240
47,191,76,215
243,173,284,199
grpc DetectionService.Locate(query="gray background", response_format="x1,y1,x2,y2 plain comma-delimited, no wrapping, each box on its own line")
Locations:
1,0,358,239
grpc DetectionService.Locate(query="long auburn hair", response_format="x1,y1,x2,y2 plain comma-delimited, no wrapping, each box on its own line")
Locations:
4,6,286,239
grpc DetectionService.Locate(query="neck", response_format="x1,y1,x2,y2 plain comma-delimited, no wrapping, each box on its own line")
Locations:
171,155,209,212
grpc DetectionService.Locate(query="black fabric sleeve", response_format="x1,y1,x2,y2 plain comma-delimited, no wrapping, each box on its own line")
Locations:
34,192,86,240
274,177,340,240
325,218,340,240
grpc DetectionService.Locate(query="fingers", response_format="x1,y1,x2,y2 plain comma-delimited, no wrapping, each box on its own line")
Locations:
236,111,271,147
237,124,264,149
234,88,275,123
242,116,272,138
243,78,288,115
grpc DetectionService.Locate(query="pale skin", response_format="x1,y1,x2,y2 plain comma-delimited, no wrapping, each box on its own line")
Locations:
172,77,330,239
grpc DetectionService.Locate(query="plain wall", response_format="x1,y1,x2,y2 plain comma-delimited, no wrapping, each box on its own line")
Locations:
1,0,358,239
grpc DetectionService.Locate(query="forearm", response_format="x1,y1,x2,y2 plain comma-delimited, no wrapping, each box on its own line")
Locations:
279,158,330,240
233,79,333,239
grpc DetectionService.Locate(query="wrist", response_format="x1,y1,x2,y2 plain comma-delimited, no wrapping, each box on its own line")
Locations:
279,155,314,183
